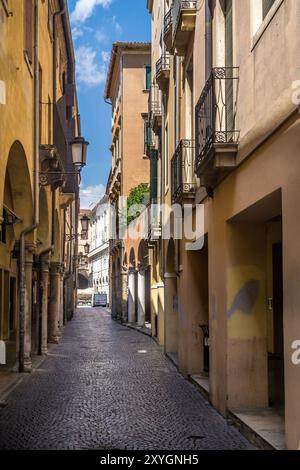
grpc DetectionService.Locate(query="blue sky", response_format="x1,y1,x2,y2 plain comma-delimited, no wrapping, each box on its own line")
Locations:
67,0,151,208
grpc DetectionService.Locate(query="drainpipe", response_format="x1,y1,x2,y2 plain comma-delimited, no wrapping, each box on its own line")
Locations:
38,246,54,354
175,56,180,147
51,187,56,247
160,1,166,280
19,0,40,373
50,4,65,259
205,0,212,79
53,5,65,105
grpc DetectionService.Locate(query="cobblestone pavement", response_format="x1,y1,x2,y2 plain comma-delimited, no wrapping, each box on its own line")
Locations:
0,308,253,450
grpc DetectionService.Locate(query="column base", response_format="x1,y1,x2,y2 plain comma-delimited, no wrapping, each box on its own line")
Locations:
49,335,60,344
23,356,32,373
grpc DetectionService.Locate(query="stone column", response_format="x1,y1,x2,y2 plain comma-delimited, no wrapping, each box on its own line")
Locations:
128,268,136,324
48,262,61,344
24,256,33,372
59,269,64,330
40,259,50,355
121,268,128,323
137,267,146,327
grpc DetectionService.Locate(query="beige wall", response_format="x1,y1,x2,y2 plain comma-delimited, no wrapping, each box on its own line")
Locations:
155,0,300,449
122,53,150,196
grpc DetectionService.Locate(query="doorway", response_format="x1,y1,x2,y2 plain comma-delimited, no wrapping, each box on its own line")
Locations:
267,225,284,410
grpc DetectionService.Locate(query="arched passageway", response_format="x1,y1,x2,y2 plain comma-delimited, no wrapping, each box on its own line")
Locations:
164,238,178,357
1,141,33,369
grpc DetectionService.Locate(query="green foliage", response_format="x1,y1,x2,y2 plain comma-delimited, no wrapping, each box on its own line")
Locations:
127,183,150,225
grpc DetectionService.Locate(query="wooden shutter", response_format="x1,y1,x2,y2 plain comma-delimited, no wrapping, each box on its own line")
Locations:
146,66,151,91
24,0,33,64
150,150,158,203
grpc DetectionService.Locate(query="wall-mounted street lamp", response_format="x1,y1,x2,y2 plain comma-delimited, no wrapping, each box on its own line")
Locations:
80,214,90,233
39,136,89,188
71,136,89,170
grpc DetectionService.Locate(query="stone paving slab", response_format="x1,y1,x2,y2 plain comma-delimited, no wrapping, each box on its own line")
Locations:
0,308,254,450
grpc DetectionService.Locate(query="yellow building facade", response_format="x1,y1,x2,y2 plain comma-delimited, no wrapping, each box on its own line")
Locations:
0,1,80,373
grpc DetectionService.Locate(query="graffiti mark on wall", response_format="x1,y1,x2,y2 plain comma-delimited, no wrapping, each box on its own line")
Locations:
227,280,260,319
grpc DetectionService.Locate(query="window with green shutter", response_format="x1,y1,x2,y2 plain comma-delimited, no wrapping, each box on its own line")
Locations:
146,66,151,91
150,150,158,203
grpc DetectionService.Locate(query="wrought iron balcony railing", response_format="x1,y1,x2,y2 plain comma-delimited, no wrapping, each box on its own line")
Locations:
147,203,161,243
150,83,161,120
171,139,197,204
156,53,170,78
195,67,240,170
172,0,197,43
164,8,172,36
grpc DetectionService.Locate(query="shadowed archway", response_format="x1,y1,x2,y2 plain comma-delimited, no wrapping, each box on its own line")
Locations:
1,141,33,368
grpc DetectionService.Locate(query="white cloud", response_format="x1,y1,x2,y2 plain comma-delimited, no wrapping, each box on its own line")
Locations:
72,25,94,41
101,51,110,63
80,184,106,209
71,0,112,24
72,26,84,40
112,15,122,35
75,46,105,87
95,30,107,43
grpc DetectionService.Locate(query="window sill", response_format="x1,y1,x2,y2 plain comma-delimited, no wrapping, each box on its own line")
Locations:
23,51,33,78
251,0,284,51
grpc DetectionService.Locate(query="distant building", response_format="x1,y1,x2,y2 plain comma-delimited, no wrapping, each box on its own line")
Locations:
105,42,151,322
88,196,110,304
78,209,92,292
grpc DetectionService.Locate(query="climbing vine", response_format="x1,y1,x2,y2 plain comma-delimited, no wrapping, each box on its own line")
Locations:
126,183,150,225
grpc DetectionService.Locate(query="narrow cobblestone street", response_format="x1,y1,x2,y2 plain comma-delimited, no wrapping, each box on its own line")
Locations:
0,308,253,450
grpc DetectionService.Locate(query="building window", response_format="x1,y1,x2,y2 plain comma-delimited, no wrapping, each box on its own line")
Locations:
145,66,151,91
165,123,169,190
252,0,282,40
144,117,152,155
24,0,33,65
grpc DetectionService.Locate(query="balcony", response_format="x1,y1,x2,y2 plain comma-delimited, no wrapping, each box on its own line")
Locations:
172,0,197,55
109,158,121,201
164,8,173,52
156,53,170,91
195,67,240,189
149,84,162,134
171,139,197,204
